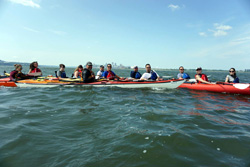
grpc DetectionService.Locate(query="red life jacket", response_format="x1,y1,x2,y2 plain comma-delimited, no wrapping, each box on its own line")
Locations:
107,71,115,80
31,68,41,73
78,70,82,77
195,74,208,83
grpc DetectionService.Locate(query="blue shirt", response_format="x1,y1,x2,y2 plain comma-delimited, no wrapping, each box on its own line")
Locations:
130,71,141,79
102,71,116,78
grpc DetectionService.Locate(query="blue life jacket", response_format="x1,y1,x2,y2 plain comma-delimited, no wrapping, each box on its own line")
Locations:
233,77,239,83
61,72,66,78
151,72,157,80
135,72,141,79
182,73,190,79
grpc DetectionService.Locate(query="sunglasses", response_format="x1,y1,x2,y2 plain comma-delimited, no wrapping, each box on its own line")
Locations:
229,71,235,72
179,69,184,70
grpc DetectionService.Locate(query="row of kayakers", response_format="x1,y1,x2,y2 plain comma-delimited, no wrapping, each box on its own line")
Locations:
177,66,239,84
8,61,239,83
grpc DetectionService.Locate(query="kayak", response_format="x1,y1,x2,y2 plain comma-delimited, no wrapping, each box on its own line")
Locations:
0,78,185,89
178,82,250,95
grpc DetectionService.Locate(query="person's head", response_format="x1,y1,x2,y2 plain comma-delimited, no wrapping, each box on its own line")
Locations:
59,64,65,70
75,65,83,72
107,64,112,71
133,66,138,72
145,64,151,73
14,64,22,71
86,62,93,70
179,66,184,73
196,67,202,74
229,68,236,76
100,65,104,71
30,61,38,70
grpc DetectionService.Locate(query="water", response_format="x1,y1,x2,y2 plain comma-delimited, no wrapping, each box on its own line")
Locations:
1,66,250,167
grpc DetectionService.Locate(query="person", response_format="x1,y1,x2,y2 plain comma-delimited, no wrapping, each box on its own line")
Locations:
73,65,83,78
96,65,104,79
102,64,122,80
57,64,67,78
177,66,190,79
140,64,160,80
195,67,211,84
10,64,28,81
225,68,239,83
130,66,141,79
82,62,95,83
28,61,42,76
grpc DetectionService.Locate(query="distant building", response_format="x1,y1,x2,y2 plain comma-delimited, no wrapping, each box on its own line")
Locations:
245,69,250,72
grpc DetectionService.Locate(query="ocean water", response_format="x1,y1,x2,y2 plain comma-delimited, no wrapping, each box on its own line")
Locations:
0,66,250,167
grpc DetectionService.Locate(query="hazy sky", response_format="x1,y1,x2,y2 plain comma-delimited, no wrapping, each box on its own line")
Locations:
0,0,250,69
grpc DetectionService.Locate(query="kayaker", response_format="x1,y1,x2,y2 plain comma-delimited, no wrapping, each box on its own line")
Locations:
96,65,104,80
130,66,141,79
140,64,160,80
57,64,67,78
195,67,211,84
73,65,83,78
10,64,28,81
102,64,122,80
177,66,190,79
225,68,239,83
28,61,42,76
82,62,95,83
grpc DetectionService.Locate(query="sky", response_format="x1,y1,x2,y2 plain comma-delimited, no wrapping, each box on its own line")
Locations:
0,0,250,70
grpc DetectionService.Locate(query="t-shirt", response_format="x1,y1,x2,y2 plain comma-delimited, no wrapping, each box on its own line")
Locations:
57,71,66,78
141,70,159,80
226,75,239,83
177,72,190,79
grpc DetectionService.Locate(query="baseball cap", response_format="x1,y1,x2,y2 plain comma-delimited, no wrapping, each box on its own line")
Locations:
86,62,92,66
196,67,202,71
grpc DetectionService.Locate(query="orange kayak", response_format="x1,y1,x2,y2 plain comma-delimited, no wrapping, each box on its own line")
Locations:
178,82,250,95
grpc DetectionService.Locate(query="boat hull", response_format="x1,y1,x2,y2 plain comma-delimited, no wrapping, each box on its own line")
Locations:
1,79,184,89
178,82,250,95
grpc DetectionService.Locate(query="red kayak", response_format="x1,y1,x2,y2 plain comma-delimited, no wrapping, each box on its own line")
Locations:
178,82,250,95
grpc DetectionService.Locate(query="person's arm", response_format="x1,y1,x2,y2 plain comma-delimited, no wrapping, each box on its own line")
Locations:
140,73,147,80
28,72,42,76
225,75,229,83
74,71,79,78
177,73,183,79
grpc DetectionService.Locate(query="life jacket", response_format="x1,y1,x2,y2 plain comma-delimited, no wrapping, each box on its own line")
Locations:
182,73,190,79
61,71,66,78
195,74,208,83
107,71,115,80
31,68,41,73
151,71,157,80
135,72,141,79
78,70,82,78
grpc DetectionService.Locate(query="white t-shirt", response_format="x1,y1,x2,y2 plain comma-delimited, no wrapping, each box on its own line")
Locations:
141,70,159,80
141,72,152,80
96,70,103,79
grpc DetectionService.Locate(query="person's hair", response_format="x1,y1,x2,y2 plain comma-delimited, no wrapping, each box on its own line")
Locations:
107,63,112,67
145,64,150,67
14,64,22,70
230,67,237,77
59,64,65,68
29,61,38,71
179,66,184,70
74,65,83,72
